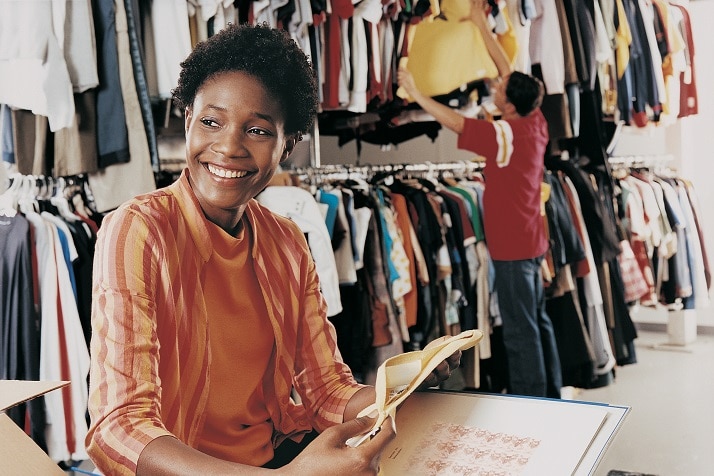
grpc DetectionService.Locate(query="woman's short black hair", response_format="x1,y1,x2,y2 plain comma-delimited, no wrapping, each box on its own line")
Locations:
505,71,545,117
172,23,319,136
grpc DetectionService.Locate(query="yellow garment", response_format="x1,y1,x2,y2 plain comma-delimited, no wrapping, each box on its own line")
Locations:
614,0,632,80
405,0,513,98
540,181,551,217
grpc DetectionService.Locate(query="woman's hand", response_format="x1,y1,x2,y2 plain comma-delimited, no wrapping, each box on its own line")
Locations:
280,416,396,475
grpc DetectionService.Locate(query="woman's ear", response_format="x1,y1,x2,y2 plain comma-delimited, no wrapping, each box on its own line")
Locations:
280,134,301,163
184,106,192,134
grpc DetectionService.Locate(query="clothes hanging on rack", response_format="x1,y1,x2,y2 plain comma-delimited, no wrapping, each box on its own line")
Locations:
610,156,711,310
0,0,158,209
542,171,600,388
0,173,99,463
542,164,619,387
0,206,47,452
258,162,493,388
1,0,700,194
258,160,647,393
255,185,343,318
544,155,641,378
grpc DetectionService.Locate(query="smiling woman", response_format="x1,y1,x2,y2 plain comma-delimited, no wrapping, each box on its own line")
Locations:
183,70,297,234
169,23,319,235
85,22,465,476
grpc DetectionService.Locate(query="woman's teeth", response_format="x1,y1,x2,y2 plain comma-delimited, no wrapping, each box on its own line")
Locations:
207,164,248,178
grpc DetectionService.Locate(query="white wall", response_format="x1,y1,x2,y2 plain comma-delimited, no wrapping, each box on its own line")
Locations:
677,0,714,328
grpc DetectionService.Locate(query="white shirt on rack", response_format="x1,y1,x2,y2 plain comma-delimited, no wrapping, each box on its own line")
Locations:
528,0,565,95
150,0,192,99
0,2,75,131
257,186,343,317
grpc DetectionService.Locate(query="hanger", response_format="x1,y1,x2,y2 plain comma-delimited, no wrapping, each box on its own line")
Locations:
369,164,404,186
64,176,93,220
0,173,22,217
17,175,40,215
50,177,80,222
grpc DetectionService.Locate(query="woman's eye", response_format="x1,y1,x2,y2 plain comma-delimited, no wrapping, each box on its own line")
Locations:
248,127,272,136
200,118,219,127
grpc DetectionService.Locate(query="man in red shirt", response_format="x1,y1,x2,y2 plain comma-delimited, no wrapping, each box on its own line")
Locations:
397,0,562,398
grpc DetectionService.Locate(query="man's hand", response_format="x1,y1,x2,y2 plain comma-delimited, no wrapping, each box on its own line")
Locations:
462,0,490,27
396,64,468,134
397,67,420,101
418,348,463,390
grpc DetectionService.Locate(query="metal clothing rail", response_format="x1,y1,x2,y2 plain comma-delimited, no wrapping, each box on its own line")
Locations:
607,154,675,168
0,172,97,217
290,160,484,178
286,161,485,191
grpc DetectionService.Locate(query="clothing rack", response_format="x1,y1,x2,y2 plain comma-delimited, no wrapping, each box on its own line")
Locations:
608,153,705,349
1,173,97,215
607,154,675,169
290,160,485,182
1,171,97,463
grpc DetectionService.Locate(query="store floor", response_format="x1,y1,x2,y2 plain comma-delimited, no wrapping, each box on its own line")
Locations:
575,327,714,476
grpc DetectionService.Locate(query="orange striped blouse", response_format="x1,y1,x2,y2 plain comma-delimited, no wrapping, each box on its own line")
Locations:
86,170,364,475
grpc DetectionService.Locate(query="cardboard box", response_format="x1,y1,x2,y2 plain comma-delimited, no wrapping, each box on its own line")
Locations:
0,380,70,475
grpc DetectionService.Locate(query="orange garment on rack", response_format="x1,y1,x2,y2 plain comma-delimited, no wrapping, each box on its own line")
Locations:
391,193,419,328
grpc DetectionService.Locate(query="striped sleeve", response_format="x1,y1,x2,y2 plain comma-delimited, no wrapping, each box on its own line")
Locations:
294,251,364,430
492,120,515,168
265,217,364,431
86,207,173,475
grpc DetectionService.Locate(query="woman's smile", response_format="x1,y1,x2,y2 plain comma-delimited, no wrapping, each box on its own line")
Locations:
205,163,251,179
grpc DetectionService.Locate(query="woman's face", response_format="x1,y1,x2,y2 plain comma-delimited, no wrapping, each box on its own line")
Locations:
184,70,295,232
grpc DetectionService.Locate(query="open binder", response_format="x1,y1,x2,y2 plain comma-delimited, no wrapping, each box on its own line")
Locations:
379,391,629,475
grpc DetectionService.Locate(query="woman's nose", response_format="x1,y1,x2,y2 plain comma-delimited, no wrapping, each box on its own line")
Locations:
213,130,246,157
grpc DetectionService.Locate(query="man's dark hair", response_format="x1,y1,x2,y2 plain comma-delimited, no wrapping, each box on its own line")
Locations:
505,71,545,117
172,23,319,135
